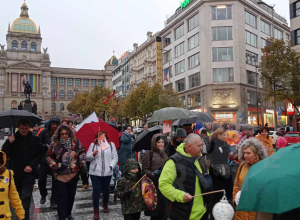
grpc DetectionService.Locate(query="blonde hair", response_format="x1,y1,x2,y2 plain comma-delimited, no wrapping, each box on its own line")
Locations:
209,128,226,142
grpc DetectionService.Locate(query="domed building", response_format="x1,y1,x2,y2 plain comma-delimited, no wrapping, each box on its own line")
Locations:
0,2,117,120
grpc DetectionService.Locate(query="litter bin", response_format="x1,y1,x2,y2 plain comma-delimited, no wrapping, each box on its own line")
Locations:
0,130,4,139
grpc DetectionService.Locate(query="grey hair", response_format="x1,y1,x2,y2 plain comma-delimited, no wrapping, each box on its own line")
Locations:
238,138,268,161
185,133,201,145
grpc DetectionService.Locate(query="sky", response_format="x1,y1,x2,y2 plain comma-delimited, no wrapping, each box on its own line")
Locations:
0,0,290,70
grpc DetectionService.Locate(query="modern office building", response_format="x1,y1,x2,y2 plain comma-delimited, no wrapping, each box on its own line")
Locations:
160,0,290,127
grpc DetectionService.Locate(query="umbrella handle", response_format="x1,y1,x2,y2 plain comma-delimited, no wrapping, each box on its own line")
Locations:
192,189,225,198
132,174,146,189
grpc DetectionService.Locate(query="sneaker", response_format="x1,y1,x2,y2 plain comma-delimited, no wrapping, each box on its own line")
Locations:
40,196,46,204
50,201,57,209
83,184,88,189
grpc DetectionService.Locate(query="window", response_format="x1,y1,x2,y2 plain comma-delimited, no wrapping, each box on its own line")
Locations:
190,92,201,107
98,80,104,87
51,89,55,98
245,11,257,28
188,53,200,69
51,77,56,85
21,41,27,51
296,29,300,45
68,90,73,99
83,79,88,87
59,78,65,85
59,90,65,98
189,72,200,88
31,42,37,51
149,67,151,73
175,24,184,40
175,60,185,75
247,90,259,105
211,5,232,20
91,79,96,87
75,79,81,86
212,47,233,61
247,71,258,86
163,50,172,64
60,103,65,111
43,90,47,96
11,100,17,109
261,38,267,48
246,51,258,66
212,27,232,41
0,89,4,95
176,78,185,92
261,20,270,35
213,68,234,83
245,31,257,47
180,96,186,107
164,33,172,47
296,1,300,17
0,75,4,81
67,78,73,86
175,42,184,57
188,33,199,50
274,28,283,40
52,103,56,110
12,40,18,50
286,34,290,46
188,14,199,31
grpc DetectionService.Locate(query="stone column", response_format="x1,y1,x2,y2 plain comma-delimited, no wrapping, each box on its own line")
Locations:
64,77,67,99
8,72,11,93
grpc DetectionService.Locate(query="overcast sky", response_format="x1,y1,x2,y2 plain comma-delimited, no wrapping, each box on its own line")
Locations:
1,0,290,70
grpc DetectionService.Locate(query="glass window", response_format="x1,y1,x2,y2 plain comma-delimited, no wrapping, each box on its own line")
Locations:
12,40,18,50
190,92,201,107
98,80,104,87
67,90,73,99
188,53,200,69
75,79,81,86
83,79,88,87
188,14,199,32
245,11,257,28
164,33,172,47
21,41,27,51
67,78,73,86
30,42,37,51
59,78,65,85
188,33,199,50
212,27,232,41
175,60,185,75
274,28,283,40
297,29,300,45
261,38,267,48
261,20,270,35
176,78,185,92
246,51,258,66
0,75,4,81
0,89,4,95
247,90,259,105
245,31,257,47
59,90,65,98
163,50,172,64
180,96,186,107
247,71,258,86
60,103,65,111
212,47,233,61
91,79,96,87
296,1,300,17
51,78,56,85
51,89,55,98
211,5,232,20
175,24,184,40
213,68,234,83
175,42,185,57
52,103,56,110
189,72,200,88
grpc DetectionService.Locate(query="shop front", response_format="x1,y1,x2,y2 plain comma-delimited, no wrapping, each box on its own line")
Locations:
248,107,262,126
213,113,236,126
263,109,287,127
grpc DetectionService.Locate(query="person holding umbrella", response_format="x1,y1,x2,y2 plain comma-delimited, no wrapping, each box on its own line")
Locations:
119,125,135,174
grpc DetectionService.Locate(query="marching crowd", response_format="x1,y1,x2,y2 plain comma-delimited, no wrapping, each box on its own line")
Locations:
0,116,291,220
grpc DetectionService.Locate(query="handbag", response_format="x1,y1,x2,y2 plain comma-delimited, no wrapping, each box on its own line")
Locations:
212,164,231,179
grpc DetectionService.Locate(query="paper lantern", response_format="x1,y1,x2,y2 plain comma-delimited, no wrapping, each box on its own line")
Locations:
235,191,241,206
213,194,235,220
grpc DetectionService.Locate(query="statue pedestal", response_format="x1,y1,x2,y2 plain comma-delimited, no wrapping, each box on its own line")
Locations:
24,100,32,113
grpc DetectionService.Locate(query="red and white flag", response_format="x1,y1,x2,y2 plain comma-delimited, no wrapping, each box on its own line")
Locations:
103,90,115,104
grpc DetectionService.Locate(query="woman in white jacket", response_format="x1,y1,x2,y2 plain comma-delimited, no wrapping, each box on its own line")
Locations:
86,131,118,219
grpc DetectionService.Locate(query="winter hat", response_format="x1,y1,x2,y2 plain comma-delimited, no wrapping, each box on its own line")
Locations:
176,128,187,138
242,124,254,131
212,123,221,132
47,116,61,129
276,137,288,149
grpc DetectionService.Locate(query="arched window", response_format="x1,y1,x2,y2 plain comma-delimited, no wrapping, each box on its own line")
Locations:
12,40,18,50
51,89,55,98
51,103,56,110
31,42,37,51
11,100,17,109
67,90,73,99
21,41,27,51
59,90,65,98
60,103,65,111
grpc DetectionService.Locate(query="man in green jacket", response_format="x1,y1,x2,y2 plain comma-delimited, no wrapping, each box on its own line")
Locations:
159,134,212,220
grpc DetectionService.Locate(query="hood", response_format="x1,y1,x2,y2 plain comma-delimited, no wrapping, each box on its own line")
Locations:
0,151,6,169
151,133,167,153
47,116,61,129
256,133,272,143
199,128,207,135
123,159,141,178
176,143,192,158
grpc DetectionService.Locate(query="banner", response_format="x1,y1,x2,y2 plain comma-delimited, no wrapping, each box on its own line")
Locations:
163,120,172,134
156,37,162,86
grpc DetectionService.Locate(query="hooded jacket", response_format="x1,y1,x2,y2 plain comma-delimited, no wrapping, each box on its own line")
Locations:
256,134,274,156
0,151,25,220
119,131,135,173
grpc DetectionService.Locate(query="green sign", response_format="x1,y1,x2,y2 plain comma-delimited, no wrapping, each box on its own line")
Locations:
181,0,190,9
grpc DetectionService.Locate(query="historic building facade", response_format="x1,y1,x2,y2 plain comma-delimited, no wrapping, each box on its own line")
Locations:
290,0,300,51
0,2,115,120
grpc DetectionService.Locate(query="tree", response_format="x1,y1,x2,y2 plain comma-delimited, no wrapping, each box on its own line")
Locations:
67,92,91,118
259,38,300,113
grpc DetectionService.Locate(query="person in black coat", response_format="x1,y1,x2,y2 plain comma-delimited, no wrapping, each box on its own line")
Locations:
2,118,43,220
167,128,187,157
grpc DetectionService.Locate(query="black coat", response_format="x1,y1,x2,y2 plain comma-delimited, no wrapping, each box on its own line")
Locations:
38,128,52,155
2,131,43,180
167,138,183,157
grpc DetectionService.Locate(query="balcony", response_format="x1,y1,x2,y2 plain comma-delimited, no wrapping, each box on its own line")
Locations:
11,92,18,96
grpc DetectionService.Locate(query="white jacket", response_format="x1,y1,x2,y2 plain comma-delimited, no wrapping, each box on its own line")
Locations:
86,142,118,177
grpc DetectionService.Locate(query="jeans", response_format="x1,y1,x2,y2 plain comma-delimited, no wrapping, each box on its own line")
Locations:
124,212,141,220
90,175,111,208
38,161,57,203
56,175,79,220
15,174,36,220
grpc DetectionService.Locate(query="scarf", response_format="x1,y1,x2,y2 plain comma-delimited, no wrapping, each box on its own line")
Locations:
60,138,72,150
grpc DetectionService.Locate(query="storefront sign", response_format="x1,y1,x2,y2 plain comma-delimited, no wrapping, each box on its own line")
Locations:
181,0,190,9
190,108,202,112
286,102,295,115
215,113,234,119
278,107,282,121
156,37,163,86
266,109,274,114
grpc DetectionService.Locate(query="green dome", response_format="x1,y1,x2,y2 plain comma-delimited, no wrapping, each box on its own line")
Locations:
12,18,37,34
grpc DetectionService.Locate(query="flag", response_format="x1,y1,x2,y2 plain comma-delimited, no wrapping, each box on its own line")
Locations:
194,123,203,135
164,70,169,82
103,90,115,104
75,112,98,132
54,87,57,99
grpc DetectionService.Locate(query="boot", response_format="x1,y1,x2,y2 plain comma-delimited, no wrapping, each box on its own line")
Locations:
94,208,100,220
103,203,109,213
40,196,46,204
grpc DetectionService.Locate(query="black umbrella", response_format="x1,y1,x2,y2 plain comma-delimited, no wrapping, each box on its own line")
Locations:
0,110,42,129
132,125,162,152
172,112,215,126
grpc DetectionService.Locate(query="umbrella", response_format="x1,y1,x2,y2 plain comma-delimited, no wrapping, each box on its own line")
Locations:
132,125,162,152
142,176,158,211
76,122,120,152
0,110,42,129
172,112,215,126
237,144,300,214
147,107,197,123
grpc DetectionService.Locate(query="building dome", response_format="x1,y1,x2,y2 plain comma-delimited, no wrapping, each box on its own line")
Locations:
105,55,118,66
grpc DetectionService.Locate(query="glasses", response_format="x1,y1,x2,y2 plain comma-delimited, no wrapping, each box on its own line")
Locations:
61,133,69,136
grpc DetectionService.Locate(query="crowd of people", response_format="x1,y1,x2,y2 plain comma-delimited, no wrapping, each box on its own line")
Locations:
0,117,291,220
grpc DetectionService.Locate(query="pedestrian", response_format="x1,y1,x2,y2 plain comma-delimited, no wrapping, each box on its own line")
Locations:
38,116,60,208
199,128,210,155
0,151,25,220
143,124,149,131
114,159,147,220
142,134,168,219
256,126,274,156
167,128,186,157
2,118,43,220
61,120,68,125
116,122,123,132
32,124,40,136
182,124,193,136
119,125,135,174
47,125,86,220
159,134,213,220
86,131,118,219
233,139,268,220
68,121,74,129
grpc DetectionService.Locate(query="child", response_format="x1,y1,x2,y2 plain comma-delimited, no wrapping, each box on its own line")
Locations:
114,159,147,220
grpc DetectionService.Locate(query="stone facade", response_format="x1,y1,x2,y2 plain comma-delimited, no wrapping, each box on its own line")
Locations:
290,0,300,52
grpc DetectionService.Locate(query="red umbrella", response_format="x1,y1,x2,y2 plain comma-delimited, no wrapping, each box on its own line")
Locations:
76,122,120,152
